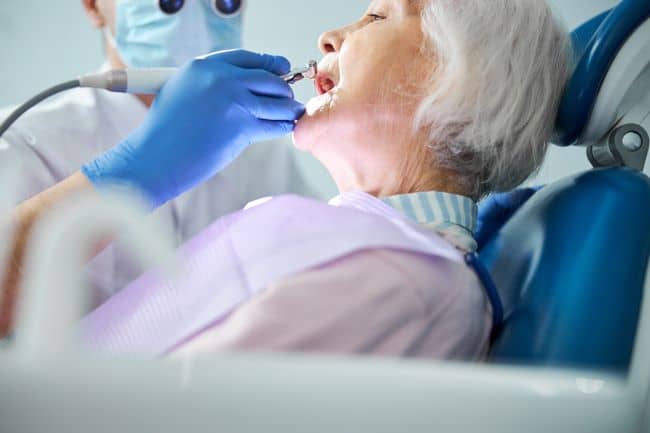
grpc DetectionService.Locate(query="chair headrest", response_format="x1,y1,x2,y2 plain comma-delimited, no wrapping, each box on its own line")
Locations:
554,0,650,146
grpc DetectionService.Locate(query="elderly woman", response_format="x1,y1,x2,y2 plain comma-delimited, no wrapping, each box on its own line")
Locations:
169,0,570,358
3,0,571,359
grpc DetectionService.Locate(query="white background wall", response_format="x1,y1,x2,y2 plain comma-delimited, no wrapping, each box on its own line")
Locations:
3,0,644,197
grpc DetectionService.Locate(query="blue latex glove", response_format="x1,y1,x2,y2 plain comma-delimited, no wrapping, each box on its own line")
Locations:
475,187,543,250
82,49,305,208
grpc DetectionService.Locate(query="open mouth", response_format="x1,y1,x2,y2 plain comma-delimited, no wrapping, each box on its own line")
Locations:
315,74,337,96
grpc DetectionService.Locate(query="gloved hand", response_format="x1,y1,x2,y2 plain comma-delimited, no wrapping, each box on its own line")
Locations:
82,49,305,208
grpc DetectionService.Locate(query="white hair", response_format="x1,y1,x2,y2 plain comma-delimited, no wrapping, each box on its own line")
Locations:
415,0,573,199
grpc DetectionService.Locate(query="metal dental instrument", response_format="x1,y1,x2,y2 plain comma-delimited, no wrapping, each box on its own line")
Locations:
0,60,319,139
281,60,318,85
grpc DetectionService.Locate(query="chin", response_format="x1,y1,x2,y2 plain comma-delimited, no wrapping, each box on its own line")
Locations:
294,80,349,148
292,100,330,152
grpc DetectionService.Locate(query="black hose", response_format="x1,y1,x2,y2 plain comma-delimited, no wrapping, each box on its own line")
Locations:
0,80,81,139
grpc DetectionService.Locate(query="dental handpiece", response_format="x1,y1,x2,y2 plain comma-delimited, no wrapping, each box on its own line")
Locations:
0,61,319,138
78,60,318,94
280,60,318,85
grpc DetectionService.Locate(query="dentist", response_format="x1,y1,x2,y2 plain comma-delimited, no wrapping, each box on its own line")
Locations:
0,0,307,336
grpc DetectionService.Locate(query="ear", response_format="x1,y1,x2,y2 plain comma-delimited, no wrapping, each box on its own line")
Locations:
81,0,106,28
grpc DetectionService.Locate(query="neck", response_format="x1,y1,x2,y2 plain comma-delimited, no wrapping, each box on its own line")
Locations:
325,130,471,199
328,156,469,199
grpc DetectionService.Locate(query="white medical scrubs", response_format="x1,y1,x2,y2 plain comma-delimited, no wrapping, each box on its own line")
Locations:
0,84,319,305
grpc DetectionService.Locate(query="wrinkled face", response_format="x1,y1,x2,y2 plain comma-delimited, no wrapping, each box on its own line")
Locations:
294,0,434,196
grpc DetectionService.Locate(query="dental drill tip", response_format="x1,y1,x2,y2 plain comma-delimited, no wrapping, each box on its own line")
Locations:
306,60,318,80
282,60,319,84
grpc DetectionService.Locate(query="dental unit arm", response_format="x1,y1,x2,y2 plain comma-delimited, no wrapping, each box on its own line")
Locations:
79,60,318,93
0,60,318,139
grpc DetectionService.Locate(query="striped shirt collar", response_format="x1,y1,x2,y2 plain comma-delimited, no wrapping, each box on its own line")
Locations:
382,191,478,252
329,190,478,252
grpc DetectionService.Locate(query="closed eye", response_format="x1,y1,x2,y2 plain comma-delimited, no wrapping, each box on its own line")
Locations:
367,13,386,22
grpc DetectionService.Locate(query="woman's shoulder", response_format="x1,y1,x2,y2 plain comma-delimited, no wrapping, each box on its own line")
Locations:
319,248,486,311
173,248,490,358
266,247,487,328
294,248,491,358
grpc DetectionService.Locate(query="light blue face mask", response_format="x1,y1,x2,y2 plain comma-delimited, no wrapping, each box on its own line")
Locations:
108,0,243,68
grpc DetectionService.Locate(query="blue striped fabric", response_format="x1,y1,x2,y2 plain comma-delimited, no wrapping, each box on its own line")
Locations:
382,191,478,251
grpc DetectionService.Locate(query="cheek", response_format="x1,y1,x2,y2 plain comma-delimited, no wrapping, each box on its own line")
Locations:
294,22,429,154
338,36,392,103
339,27,423,104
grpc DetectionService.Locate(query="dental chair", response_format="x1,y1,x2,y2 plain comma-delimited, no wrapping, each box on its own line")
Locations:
1,2,650,433
479,0,650,373
471,0,650,430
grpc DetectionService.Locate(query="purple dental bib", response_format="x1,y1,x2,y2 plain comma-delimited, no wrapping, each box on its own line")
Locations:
81,193,462,355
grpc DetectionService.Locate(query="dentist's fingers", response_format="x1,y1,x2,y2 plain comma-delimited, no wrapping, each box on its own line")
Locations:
249,120,296,143
240,69,294,99
204,49,292,75
246,95,305,121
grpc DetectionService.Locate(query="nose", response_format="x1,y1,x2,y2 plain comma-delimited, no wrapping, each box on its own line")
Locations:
318,28,345,54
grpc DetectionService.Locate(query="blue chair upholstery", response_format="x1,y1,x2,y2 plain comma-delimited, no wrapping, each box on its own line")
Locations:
474,187,541,251
480,169,650,371
555,0,650,146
